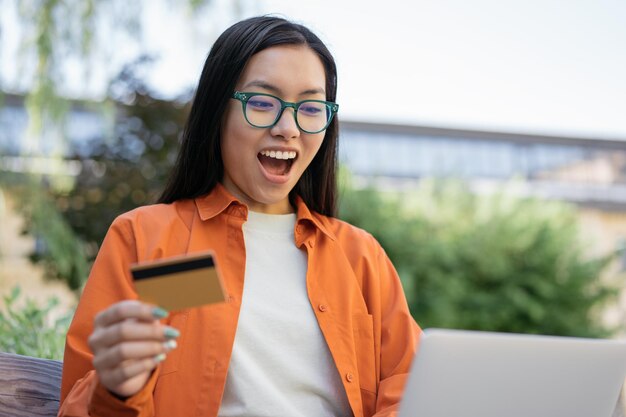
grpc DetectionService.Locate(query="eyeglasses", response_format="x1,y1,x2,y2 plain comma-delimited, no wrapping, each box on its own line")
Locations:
232,91,339,134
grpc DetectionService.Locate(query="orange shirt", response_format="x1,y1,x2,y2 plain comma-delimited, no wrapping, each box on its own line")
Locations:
58,184,421,417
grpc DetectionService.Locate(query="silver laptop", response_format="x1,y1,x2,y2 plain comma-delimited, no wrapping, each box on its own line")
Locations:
398,328,626,417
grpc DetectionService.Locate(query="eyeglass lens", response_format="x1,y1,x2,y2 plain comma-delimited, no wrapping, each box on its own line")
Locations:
245,95,330,133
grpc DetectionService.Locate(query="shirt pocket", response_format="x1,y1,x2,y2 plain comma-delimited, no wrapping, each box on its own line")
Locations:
159,311,189,376
352,313,377,394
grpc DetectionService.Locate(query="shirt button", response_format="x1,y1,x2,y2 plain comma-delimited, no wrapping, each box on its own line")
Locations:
346,373,354,383
318,304,328,312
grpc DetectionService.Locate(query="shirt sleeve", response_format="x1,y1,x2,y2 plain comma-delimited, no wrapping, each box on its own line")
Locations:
57,216,159,417
372,245,422,417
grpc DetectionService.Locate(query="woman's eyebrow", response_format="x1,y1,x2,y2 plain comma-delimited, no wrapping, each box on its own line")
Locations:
299,87,326,96
242,80,280,93
241,80,325,96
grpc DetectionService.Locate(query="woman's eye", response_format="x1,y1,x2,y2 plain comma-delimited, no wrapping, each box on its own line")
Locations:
248,99,275,110
299,104,323,116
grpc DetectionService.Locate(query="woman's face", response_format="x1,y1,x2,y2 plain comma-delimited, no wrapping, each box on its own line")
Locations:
220,45,327,214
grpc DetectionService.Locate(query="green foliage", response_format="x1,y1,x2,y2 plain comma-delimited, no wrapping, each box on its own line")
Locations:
17,0,98,136
2,0,220,140
0,64,185,291
0,286,73,360
55,70,188,253
0,174,90,291
339,179,619,337
25,184,89,291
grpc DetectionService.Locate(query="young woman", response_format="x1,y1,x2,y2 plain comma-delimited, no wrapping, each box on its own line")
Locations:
58,16,420,417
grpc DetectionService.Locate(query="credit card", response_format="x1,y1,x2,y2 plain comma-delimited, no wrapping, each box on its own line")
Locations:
130,251,227,311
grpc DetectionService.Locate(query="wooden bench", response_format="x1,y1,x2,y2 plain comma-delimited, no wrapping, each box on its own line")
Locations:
0,351,624,417
0,352,62,417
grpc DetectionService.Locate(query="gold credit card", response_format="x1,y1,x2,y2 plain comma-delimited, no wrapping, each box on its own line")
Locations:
130,251,227,312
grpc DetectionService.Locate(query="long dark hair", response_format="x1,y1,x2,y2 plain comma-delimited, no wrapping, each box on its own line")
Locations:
158,16,339,216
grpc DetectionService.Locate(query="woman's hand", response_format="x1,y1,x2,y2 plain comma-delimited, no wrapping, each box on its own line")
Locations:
88,300,179,398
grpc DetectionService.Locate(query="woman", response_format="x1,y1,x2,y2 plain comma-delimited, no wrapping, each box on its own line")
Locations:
58,16,420,417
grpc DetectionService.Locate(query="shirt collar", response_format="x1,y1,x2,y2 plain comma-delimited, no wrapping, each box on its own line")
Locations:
194,183,239,221
194,183,336,241
293,195,336,241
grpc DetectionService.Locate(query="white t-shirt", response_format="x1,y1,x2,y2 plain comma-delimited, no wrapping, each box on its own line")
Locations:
217,210,352,417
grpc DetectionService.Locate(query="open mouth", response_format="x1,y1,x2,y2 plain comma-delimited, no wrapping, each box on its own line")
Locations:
258,150,297,176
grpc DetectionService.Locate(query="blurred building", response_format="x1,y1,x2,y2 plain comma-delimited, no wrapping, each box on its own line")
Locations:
340,120,626,207
0,93,104,175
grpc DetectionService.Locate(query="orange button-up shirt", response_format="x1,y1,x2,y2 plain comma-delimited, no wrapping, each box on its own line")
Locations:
58,184,421,417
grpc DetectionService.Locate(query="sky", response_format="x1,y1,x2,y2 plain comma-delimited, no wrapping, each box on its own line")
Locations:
2,0,626,140
254,0,626,139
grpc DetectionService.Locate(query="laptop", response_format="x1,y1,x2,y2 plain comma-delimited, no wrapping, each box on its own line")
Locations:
398,328,626,417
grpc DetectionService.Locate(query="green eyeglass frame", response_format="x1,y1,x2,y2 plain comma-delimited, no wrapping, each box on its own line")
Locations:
231,91,339,134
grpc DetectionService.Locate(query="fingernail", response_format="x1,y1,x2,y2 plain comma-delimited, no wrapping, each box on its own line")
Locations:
164,327,180,339
154,353,166,363
163,340,177,351
152,307,169,319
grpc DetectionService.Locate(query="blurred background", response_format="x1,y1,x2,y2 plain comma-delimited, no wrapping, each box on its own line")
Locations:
1,0,625,361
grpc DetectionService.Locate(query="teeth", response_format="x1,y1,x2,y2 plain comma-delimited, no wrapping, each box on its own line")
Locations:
260,150,297,160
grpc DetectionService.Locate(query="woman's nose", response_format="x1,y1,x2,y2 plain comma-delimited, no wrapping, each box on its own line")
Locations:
270,107,300,140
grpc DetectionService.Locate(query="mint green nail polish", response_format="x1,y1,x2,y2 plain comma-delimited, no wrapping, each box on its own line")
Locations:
152,307,169,319
164,327,180,339
154,353,166,363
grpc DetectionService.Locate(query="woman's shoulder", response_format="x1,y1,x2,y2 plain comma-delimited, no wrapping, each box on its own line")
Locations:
314,213,383,254
313,214,398,290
